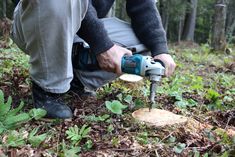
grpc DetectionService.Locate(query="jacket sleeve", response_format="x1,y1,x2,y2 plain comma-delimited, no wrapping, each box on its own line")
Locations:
91,0,115,18
78,1,114,55
126,0,168,56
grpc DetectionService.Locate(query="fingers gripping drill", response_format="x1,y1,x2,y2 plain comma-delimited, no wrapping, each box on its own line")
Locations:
121,55,165,111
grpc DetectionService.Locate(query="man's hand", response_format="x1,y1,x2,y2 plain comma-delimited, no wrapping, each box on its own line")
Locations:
97,45,132,75
154,54,176,77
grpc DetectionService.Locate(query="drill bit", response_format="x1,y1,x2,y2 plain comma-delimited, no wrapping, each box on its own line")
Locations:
149,81,157,112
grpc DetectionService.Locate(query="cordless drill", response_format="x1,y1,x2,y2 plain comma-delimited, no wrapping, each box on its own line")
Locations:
121,55,165,111
73,43,165,111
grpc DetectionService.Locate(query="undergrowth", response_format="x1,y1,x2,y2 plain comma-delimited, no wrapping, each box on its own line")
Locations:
0,42,234,156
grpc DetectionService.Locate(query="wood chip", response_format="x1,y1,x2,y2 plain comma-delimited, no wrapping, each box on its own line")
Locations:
119,74,143,82
132,108,188,127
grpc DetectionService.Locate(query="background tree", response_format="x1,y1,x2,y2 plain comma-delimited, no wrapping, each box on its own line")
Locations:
1,0,235,46
0,0,14,39
211,0,227,51
158,0,188,42
182,0,198,41
106,1,116,17
226,0,235,43
1,0,7,18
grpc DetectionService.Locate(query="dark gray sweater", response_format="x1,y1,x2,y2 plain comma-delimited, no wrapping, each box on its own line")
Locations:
78,0,168,57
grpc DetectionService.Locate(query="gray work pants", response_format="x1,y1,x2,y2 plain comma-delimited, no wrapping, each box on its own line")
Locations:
11,0,89,93
11,0,147,93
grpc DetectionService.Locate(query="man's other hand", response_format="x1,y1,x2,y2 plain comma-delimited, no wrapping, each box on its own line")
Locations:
97,45,132,75
154,54,176,77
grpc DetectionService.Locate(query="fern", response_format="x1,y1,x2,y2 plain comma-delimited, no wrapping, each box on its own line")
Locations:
4,113,30,127
7,101,24,117
0,90,12,117
28,127,47,147
0,90,46,134
66,124,91,146
62,141,81,156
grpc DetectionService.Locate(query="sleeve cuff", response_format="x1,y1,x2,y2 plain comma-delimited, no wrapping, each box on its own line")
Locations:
151,43,169,57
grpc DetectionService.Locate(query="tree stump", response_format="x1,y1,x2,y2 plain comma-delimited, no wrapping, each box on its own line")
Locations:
211,1,227,51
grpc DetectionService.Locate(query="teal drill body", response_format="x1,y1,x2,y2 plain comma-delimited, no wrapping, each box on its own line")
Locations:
121,54,165,79
121,54,143,76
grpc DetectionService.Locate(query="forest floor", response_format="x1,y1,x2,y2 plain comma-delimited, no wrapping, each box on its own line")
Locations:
0,40,235,157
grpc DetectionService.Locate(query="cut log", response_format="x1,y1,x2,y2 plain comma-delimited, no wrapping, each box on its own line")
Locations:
119,74,143,82
132,108,188,127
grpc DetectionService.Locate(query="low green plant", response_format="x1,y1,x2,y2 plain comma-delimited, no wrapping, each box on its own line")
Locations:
173,143,186,154
175,99,198,109
4,130,26,147
205,89,223,110
28,127,47,147
107,124,114,133
0,47,29,78
136,132,149,145
111,137,119,147
124,95,133,104
81,114,110,122
167,136,176,143
84,140,93,150
66,124,91,146
61,141,81,157
105,100,127,115
0,90,47,134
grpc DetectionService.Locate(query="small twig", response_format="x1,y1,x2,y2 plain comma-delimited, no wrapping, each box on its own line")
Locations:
188,144,213,151
155,149,160,157
159,131,175,143
0,57,13,60
111,148,135,152
69,91,83,101
224,116,232,130
56,123,63,155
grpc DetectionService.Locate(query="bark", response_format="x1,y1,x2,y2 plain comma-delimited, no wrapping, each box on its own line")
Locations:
115,0,127,20
182,0,198,41
2,0,7,18
178,19,183,42
106,1,116,17
211,0,227,51
159,0,169,33
225,0,235,42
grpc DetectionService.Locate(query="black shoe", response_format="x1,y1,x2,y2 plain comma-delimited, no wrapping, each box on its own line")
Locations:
32,82,73,119
70,76,96,97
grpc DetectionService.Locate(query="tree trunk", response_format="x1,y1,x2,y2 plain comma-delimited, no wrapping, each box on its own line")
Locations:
178,18,183,42
182,0,198,41
211,0,227,51
106,1,116,17
159,0,169,33
115,0,127,20
2,0,7,18
225,0,235,43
